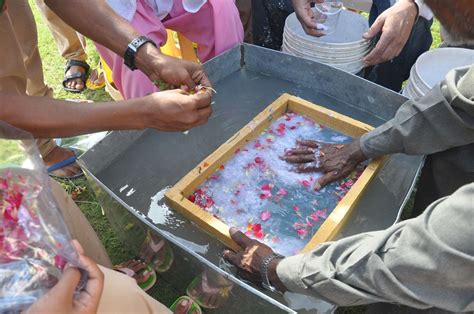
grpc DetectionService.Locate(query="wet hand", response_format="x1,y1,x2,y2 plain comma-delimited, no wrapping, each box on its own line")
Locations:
143,89,212,131
292,0,326,37
363,0,418,66
281,139,367,190
223,228,286,292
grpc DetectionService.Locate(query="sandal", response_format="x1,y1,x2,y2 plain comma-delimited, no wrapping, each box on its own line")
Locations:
114,259,157,292
140,230,174,273
47,148,84,181
63,60,90,93
186,270,233,309
170,296,202,314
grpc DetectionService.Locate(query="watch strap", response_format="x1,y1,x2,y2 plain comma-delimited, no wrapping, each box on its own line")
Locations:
261,253,284,294
124,36,157,71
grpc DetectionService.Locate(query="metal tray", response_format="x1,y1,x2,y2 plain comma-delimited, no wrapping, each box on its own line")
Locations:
79,44,423,313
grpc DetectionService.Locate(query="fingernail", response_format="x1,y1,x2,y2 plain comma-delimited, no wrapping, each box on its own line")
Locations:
313,182,321,191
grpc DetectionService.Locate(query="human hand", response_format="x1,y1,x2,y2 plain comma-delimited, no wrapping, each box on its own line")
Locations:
143,89,212,131
281,139,366,190
292,0,326,37
135,43,211,91
363,0,418,66
223,228,286,292
26,240,104,314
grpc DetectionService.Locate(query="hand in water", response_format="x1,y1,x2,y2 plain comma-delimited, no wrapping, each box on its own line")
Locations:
281,139,367,190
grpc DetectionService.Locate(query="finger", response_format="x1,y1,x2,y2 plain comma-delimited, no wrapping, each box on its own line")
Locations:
364,34,392,65
223,249,240,266
284,147,315,156
181,68,196,90
293,163,321,173
72,239,85,255
362,16,384,39
303,26,326,37
191,91,212,110
193,69,212,88
229,227,254,248
280,154,315,163
50,265,82,301
314,170,342,191
297,139,320,148
197,106,212,122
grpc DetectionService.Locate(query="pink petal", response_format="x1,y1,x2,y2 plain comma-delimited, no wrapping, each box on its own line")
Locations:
296,228,308,238
255,157,264,164
261,183,273,191
260,210,272,221
277,188,288,196
293,206,300,212
301,180,311,188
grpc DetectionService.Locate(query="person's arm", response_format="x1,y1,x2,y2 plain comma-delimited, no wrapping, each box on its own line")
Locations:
225,184,474,311
361,65,474,158
44,0,211,89
282,65,474,190
275,183,474,311
0,90,212,138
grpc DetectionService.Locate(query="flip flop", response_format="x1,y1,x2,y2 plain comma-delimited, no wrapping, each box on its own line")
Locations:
63,60,90,93
170,296,202,314
186,271,233,309
114,259,157,292
47,149,84,181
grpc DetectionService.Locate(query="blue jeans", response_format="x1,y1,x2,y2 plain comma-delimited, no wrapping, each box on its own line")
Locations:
364,0,433,92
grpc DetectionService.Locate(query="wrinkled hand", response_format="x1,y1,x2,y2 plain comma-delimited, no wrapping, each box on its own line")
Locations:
363,0,418,66
143,89,212,131
26,240,104,314
281,139,367,190
223,228,286,292
135,43,212,90
292,0,326,37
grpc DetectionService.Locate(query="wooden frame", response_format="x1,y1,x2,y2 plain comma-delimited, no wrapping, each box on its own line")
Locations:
165,94,384,252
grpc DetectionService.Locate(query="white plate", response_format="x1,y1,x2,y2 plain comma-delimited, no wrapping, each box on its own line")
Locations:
415,47,474,89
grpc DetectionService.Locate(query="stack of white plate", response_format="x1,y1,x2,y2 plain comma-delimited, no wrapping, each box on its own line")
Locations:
282,9,371,74
403,47,474,99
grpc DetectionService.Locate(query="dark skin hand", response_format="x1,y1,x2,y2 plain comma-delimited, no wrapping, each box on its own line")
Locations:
281,138,367,190
223,228,287,293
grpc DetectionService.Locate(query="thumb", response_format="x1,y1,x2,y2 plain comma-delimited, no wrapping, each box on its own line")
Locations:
49,265,82,301
363,16,384,39
314,170,341,191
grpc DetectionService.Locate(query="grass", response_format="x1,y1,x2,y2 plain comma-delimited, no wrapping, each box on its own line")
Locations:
0,4,444,310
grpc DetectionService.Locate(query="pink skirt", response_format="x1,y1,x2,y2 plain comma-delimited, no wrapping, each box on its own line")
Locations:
96,0,244,99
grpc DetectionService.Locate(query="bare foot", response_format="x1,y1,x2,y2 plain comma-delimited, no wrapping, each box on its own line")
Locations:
43,146,82,178
89,69,105,86
174,298,200,314
65,64,86,91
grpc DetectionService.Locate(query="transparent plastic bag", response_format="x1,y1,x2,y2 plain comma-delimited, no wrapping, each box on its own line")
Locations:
0,122,80,312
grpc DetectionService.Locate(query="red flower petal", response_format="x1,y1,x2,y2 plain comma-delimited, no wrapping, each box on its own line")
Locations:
255,157,264,164
188,194,196,203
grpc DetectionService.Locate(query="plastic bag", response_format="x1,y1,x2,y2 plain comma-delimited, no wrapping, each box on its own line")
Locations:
0,122,80,312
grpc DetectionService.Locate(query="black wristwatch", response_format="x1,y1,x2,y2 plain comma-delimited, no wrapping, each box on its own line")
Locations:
124,36,157,71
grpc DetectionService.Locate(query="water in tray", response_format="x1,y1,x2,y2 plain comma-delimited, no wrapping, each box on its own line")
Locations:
189,112,363,256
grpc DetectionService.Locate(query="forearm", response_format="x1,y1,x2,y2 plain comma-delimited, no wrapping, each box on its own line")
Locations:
360,65,474,158
275,183,474,311
44,0,139,58
0,95,145,138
